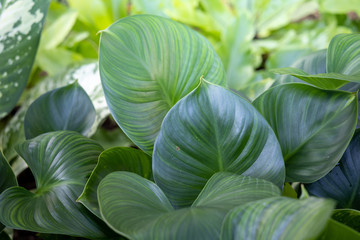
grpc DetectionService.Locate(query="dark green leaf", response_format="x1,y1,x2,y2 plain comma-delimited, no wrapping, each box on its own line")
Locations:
306,129,360,209
221,197,335,240
98,171,281,240
282,182,297,199
0,231,10,240
0,131,113,238
254,83,357,182
332,209,360,232
317,219,360,240
79,147,152,218
0,0,50,119
99,15,226,154
24,82,96,139
153,81,285,208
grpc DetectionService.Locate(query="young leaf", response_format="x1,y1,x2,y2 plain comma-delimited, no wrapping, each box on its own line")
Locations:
98,171,280,240
0,0,50,119
306,130,360,210
0,131,114,238
78,147,152,218
220,197,335,240
24,82,96,139
153,81,285,208
99,14,226,154
253,83,357,182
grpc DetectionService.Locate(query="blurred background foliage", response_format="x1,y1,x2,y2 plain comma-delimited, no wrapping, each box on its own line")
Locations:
1,0,360,175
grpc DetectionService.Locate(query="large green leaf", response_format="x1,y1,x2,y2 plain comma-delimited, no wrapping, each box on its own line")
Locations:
220,197,335,240
0,131,113,238
0,152,17,231
99,14,226,154
332,209,360,232
153,81,285,208
24,82,96,139
0,0,50,119
98,171,281,240
306,129,360,209
78,147,152,218
253,83,357,182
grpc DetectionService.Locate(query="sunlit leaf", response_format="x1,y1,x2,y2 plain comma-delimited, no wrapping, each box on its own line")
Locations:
99,15,226,154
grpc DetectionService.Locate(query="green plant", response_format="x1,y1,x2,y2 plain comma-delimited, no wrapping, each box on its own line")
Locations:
1,3,360,240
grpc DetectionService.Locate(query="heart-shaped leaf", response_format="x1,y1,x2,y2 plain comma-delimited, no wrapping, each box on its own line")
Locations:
99,14,226,154
78,147,152,218
24,82,96,139
253,83,357,182
153,81,285,208
0,131,113,238
306,130,360,209
221,197,335,240
0,0,50,119
0,152,17,231
98,171,280,240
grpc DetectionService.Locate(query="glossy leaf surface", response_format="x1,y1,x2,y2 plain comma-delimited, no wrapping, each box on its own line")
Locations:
254,83,357,182
24,82,96,139
99,15,226,154
79,147,152,218
0,0,50,119
221,197,335,240
306,130,360,209
153,81,285,207
98,171,280,240
0,131,112,238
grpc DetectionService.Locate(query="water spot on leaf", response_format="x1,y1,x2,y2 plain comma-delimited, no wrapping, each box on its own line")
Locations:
176,146,180,151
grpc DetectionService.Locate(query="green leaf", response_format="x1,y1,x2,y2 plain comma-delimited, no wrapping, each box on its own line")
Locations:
79,147,152,218
153,81,285,208
99,14,226,154
306,129,360,209
0,0,50,119
332,209,360,232
317,219,360,240
282,182,297,199
0,131,113,238
98,171,281,240
0,152,17,231
271,67,352,90
327,34,360,76
0,231,10,240
24,82,96,139
221,197,335,240
253,83,357,182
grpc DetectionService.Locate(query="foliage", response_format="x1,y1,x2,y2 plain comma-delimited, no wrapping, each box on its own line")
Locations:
1,1,360,240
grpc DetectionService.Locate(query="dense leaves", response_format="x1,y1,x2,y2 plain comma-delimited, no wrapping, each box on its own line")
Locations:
98,171,281,240
254,83,357,182
24,82,96,139
0,131,113,238
153,81,285,207
0,0,50,119
99,14,226,154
